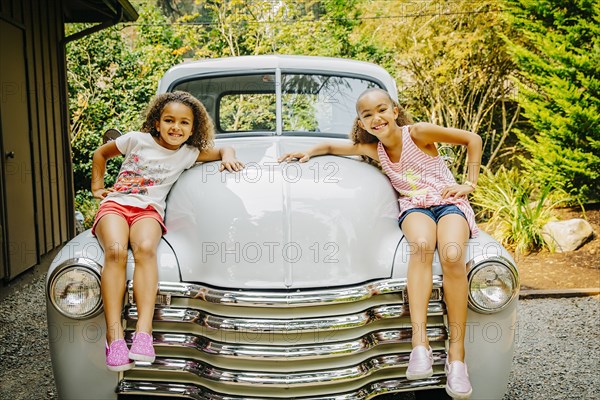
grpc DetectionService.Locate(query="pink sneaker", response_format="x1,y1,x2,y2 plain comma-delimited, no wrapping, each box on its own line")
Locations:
105,339,134,372
406,345,433,380
129,332,155,362
445,360,473,399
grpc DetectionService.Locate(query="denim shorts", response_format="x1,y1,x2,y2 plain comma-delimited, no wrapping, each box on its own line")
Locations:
398,204,467,227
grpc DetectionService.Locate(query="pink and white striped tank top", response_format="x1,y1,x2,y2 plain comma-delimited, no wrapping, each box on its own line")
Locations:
377,125,479,237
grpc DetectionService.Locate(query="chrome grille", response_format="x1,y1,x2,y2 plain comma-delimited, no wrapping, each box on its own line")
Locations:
119,277,448,398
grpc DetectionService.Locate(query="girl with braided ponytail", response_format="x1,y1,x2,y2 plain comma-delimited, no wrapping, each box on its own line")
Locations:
279,87,482,400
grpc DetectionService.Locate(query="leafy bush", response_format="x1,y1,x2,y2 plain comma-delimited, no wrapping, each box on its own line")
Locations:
470,166,571,253
74,190,99,229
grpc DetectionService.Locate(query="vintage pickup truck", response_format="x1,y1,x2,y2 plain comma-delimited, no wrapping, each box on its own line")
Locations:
47,55,519,399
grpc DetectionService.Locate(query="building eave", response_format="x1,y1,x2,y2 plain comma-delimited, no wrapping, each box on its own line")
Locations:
63,0,138,23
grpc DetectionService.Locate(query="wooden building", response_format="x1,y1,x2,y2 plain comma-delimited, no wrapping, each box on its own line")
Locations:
0,0,137,281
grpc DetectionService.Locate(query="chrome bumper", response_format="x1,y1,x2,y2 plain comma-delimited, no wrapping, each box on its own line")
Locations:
118,377,446,399
119,277,448,398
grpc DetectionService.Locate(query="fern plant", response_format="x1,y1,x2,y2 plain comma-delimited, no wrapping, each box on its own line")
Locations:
471,166,570,254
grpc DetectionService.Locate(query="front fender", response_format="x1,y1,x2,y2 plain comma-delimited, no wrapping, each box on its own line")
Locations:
45,231,180,399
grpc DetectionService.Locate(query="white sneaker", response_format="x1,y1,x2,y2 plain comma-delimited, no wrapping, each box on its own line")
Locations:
406,345,433,380
445,360,473,399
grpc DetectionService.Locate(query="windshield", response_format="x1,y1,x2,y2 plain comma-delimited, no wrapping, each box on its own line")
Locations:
172,72,382,137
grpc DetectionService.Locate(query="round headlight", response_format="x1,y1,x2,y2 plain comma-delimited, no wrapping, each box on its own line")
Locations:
49,259,102,319
467,255,519,314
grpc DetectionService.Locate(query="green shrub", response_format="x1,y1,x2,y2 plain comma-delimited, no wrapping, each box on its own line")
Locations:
74,190,99,230
470,166,570,254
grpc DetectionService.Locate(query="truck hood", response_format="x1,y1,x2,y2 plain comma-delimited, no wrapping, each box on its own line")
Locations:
164,137,402,289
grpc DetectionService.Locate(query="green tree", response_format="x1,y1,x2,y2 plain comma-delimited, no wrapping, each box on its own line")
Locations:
354,0,519,177
502,0,600,202
175,0,364,59
67,4,185,194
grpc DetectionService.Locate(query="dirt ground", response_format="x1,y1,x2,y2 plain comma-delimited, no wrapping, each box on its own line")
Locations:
497,203,600,290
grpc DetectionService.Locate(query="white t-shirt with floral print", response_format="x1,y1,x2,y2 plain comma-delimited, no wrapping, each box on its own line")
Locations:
101,131,200,218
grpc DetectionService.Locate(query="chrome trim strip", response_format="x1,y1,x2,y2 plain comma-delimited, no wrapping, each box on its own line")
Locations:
118,376,446,399
126,303,446,333
129,353,446,387
467,254,518,276
127,277,444,308
126,328,447,360
466,254,520,314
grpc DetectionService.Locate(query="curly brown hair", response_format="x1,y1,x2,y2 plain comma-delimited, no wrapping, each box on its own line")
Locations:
141,91,214,152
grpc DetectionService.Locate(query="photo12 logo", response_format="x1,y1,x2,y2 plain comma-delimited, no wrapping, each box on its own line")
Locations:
200,160,340,184
201,241,340,264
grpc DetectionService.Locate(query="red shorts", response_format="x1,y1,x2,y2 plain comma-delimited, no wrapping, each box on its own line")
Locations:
91,201,167,236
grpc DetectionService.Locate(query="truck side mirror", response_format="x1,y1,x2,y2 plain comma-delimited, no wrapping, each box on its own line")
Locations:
438,145,456,167
103,128,122,144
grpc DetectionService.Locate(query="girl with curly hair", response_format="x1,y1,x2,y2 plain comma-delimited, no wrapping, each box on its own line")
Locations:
279,87,481,399
91,91,244,372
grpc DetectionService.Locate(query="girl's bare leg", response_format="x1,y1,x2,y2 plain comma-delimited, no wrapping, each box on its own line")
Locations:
95,214,130,344
402,213,437,348
437,214,470,362
129,218,162,334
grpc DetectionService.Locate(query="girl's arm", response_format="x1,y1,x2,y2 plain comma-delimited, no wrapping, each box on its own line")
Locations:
196,146,244,172
278,142,379,163
91,141,123,199
411,122,482,197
